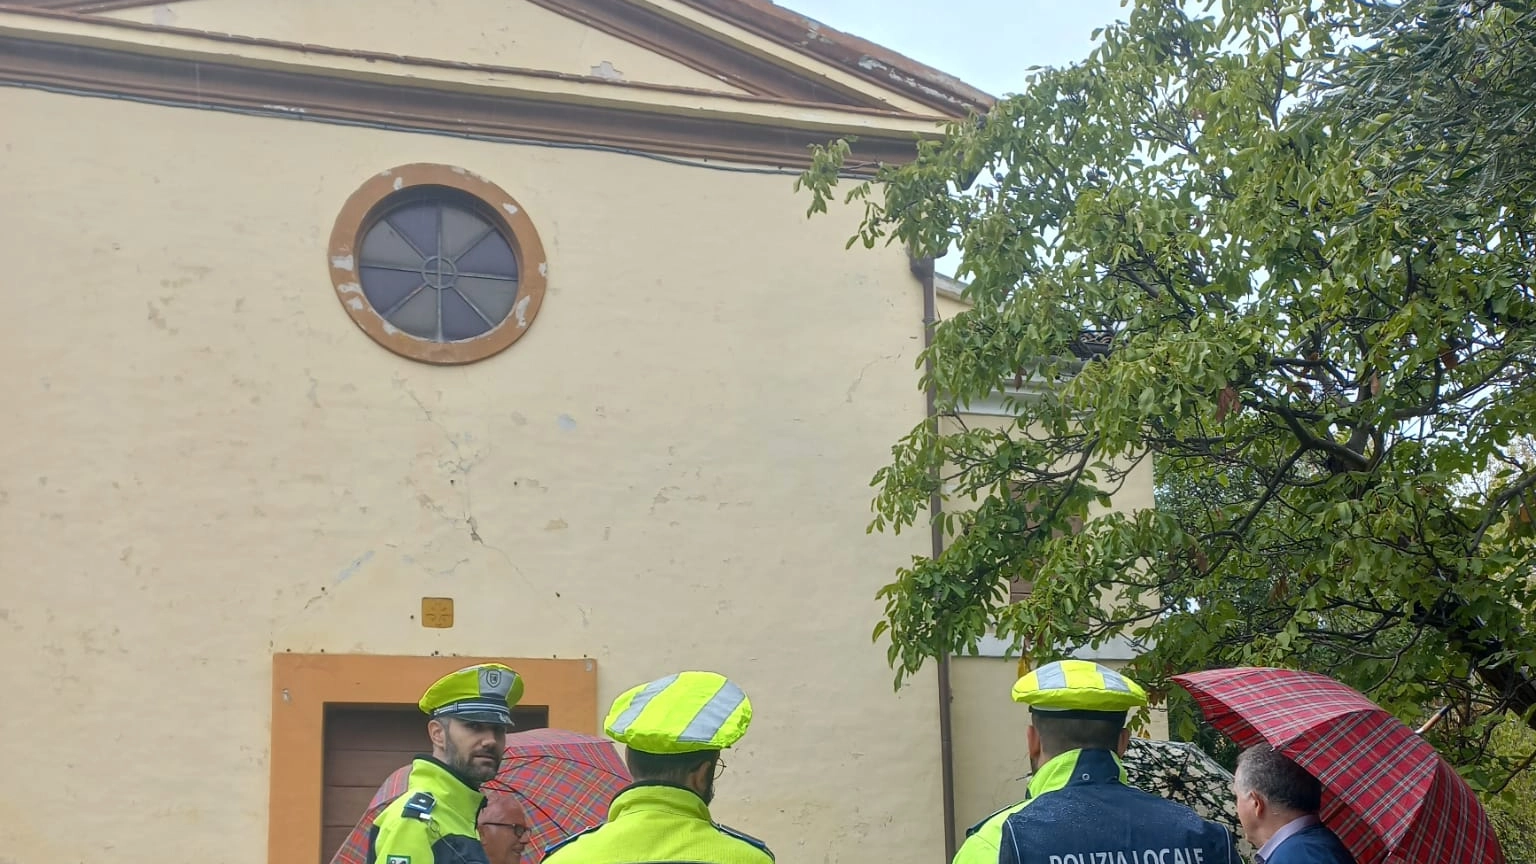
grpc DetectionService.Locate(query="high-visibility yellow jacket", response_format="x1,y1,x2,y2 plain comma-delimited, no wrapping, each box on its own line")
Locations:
952,749,1132,864
542,783,773,864
369,757,490,864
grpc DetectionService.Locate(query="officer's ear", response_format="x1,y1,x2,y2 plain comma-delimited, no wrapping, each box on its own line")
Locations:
427,716,450,749
1115,728,1131,756
1026,723,1042,762
684,755,715,795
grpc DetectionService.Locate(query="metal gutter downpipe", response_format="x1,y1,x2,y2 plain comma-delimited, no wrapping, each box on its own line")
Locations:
911,253,958,862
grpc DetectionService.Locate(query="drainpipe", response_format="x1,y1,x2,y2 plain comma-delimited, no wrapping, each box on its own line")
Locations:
911,253,958,862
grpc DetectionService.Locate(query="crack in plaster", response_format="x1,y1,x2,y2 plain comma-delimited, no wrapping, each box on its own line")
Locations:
846,353,901,403
399,381,534,589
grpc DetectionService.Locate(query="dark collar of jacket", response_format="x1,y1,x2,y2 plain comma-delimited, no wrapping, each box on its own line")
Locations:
1024,749,1130,801
608,780,714,821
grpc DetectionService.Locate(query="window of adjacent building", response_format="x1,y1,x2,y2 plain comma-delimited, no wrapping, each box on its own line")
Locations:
1006,483,1084,601
329,164,549,365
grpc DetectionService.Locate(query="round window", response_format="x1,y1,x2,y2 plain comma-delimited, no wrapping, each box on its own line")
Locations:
329,165,548,364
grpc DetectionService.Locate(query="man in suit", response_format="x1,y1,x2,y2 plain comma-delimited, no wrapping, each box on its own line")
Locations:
1233,744,1357,864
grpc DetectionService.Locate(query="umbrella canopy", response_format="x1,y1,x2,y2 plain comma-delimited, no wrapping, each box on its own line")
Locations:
1174,667,1504,864
1121,738,1255,860
482,728,631,859
328,728,631,864
1122,738,1239,828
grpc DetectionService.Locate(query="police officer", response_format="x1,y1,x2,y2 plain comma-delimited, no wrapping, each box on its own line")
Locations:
369,663,524,864
542,671,774,864
979,660,1239,864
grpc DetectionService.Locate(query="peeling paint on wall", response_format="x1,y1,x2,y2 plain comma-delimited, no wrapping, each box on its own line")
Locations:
589,60,625,81
447,167,492,184
855,57,956,105
330,255,355,272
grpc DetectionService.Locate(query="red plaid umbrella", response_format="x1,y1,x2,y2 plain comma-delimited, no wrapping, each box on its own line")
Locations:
328,728,631,864
1173,667,1504,864
482,728,630,859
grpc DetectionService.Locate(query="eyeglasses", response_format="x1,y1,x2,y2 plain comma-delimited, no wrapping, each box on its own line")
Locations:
481,823,531,840
713,757,728,780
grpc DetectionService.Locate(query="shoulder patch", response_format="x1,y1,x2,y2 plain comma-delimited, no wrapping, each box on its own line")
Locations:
714,823,774,860
400,791,437,822
541,823,603,859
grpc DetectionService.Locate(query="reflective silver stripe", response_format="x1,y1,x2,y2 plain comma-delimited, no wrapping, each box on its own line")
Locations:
1100,669,1131,693
1035,663,1067,690
433,698,512,719
677,680,747,744
608,673,680,735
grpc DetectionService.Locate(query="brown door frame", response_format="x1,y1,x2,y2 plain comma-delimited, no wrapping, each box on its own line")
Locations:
269,654,599,864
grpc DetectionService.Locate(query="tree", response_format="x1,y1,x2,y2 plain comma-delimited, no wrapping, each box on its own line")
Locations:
1483,716,1536,864
798,0,1536,789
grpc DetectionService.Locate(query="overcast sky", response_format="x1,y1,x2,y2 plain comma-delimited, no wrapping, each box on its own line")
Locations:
782,0,1129,97
779,1,1128,275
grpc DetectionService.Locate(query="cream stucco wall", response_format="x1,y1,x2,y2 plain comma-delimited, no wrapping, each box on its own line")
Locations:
105,0,752,94
922,293,1164,836
949,657,1170,836
0,86,942,864
942,436,1161,838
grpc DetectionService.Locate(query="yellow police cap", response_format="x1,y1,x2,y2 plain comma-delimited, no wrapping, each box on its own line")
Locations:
419,663,524,727
1012,660,1147,717
604,671,751,754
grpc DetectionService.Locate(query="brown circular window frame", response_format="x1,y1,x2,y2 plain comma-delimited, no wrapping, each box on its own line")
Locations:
328,163,548,365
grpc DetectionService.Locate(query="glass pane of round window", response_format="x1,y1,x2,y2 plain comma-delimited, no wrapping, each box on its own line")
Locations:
358,192,521,342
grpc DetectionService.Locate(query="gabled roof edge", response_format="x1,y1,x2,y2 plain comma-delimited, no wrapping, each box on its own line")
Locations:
674,0,995,117
4,0,996,117
0,8,944,175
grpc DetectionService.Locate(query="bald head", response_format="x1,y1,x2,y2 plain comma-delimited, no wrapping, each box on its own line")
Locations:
478,794,531,864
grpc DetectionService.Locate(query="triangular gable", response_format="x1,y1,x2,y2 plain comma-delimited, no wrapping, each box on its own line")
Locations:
93,0,756,96
18,0,992,118
0,7,952,175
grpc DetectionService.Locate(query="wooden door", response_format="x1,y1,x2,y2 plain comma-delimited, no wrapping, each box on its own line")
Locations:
321,704,549,864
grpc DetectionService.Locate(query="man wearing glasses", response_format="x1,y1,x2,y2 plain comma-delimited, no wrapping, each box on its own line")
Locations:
478,795,533,864
542,671,773,864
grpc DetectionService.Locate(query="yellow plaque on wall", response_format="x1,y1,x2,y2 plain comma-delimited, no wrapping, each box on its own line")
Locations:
421,597,455,628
